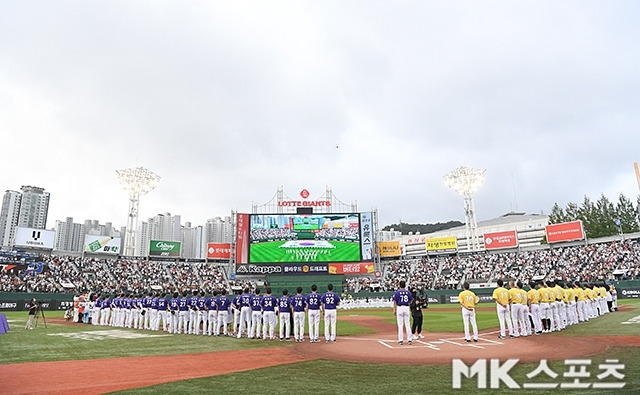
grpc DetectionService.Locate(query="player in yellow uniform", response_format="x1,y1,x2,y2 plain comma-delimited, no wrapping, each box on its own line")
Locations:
458,282,479,342
527,281,542,335
610,283,618,311
492,279,513,339
508,281,527,337
564,282,577,326
553,281,566,330
538,282,552,333
574,282,588,322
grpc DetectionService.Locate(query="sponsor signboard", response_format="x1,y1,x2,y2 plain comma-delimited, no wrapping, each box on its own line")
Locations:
84,236,121,254
328,262,375,275
546,220,584,243
426,236,458,254
283,263,329,275
378,241,401,257
236,264,282,275
148,240,181,257
236,213,249,264
14,227,55,249
207,243,231,260
360,212,374,261
483,230,518,250
620,288,640,299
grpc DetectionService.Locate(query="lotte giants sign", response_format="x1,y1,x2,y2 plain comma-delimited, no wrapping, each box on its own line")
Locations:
483,230,518,250
277,189,331,207
207,243,231,259
545,221,585,243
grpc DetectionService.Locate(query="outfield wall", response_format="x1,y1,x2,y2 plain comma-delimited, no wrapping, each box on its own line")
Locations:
2,280,639,311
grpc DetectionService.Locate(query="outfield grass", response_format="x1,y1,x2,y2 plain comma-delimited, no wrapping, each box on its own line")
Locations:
113,346,640,394
249,240,361,262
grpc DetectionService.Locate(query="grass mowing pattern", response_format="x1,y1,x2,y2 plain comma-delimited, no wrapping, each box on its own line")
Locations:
250,240,361,262
0,311,375,364
112,346,640,395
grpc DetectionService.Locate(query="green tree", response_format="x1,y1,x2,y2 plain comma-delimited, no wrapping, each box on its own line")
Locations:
593,193,616,238
616,193,640,234
549,203,566,224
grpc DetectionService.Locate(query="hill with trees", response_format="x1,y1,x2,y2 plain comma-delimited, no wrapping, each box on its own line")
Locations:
549,192,639,238
381,220,463,235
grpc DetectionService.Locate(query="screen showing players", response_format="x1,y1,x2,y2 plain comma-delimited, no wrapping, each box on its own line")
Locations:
249,213,361,263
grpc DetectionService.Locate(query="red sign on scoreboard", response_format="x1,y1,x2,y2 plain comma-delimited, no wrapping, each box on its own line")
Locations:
545,221,585,243
207,243,231,259
483,230,518,250
328,263,375,275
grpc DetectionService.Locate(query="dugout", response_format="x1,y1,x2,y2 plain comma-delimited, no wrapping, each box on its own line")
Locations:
266,274,344,295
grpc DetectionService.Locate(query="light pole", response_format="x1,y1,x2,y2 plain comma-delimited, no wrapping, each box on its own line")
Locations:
614,218,624,241
116,167,160,256
443,166,486,252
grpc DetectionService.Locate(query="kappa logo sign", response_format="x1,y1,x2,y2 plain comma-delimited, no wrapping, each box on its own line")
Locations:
236,264,282,274
48,329,170,341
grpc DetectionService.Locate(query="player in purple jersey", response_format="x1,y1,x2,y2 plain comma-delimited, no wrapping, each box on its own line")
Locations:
292,287,307,342
261,288,277,340
206,291,218,336
237,288,252,339
321,284,340,343
305,284,321,342
277,289,292,341
122,294,132,328
249,289,263,339
177,291,190,334
217,289,231,336
168,292,179,333
92,295,102,326
195,291,207,335
231,290,242,336
149,293,159,331
156,293,168,331
99,295,111,326
187,290,200,335
392,280,413,345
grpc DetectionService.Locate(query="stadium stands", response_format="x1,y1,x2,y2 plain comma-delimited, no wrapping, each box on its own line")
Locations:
1,239,638,294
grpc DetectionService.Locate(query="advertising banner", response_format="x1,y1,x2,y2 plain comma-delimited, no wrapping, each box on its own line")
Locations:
84,236,121,254
235,213,249,264
546,221,584,243
149,240,181,257
283,263,329,275
426,236,458,254
378,241,401,257
14,227,55,249
207,243,231,260
328,262,375,275
236,264,282,275
360,212,374,261
483,230,518,250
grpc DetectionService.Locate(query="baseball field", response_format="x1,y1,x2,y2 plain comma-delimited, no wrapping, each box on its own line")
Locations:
1,300,639,394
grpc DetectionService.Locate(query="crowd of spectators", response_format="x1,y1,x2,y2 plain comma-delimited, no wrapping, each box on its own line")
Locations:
1,239,638,294
316,227,359,240
382,239,640,291
250,228,293,241
0,255,228,294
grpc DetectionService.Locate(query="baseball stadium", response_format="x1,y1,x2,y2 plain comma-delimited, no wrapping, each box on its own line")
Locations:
1,185,640,394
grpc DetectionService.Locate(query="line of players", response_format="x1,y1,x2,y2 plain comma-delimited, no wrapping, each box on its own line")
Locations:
89,284,342,343
492,280,618,339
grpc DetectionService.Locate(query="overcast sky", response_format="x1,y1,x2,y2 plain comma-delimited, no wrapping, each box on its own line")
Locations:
2,1,639,230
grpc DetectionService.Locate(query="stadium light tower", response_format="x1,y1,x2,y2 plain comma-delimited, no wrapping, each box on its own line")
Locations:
117,167,160,256
443,166,486,252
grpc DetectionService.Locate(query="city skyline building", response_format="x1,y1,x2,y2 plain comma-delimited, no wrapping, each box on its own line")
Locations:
0,186,50,248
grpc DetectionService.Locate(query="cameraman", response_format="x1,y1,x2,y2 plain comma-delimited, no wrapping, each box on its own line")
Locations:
25,298,37,330
410,289,424,340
